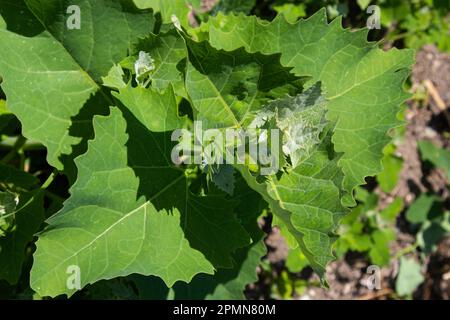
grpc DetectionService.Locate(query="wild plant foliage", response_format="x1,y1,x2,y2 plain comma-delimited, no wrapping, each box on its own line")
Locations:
0,0,413,298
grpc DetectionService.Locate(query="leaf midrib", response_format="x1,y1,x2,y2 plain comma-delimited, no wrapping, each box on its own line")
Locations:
24,1,115,105
31,173,186,288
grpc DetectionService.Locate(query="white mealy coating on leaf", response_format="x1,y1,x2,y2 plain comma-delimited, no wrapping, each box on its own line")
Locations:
134,51,155,87
0,191,18,216
171,14,182,31
0,191,18,235
250,83,327,168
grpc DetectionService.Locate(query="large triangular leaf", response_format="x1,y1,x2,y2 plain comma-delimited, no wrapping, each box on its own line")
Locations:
236,128,346,279
132,27,188,93
0,163,39,191
112,84,188,132
0,26,97,170
0,190,45,284
185,38,305,129
133,239,266,300
31,107,250,297
25,0,155,82
134,178,266,300
0,3,415,296
0,163,44,284
0,0,155,169
250,83,327,168
191,10,415,205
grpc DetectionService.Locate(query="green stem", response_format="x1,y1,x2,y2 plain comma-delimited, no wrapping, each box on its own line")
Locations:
0,137,45,151
0,169,59,219
394,243,419,259
1,136,27,163
40,169,58,190
388,31,415,42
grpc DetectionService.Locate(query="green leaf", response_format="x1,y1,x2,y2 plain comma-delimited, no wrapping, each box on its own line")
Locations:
185,38,304,130
192,10,414,205
0,191,16,218
418,140,450,182
379,197,404,223
406,194,439,224
0,100,14,133
82,278,139,299
0,0,155,170
0,100,8,114
272,4,306,23
31,107,250,297
133,239,265,300
133,0,191,28
135,178,266,300
133,28,188,93
267,153,346,273
102,65,127,91
25,0,155,82
0,4,417,295
183,35,323,218
173,179,265,300
369,229,395,266
207,164,235,195
251,83,327,168
237,130,346,281
273,216,298,250
213,0,256,15
0,164,44,284
0,190,45,284
0,190,17,238
0,13,6,29
417,219,448,254
0,25,98,170
285,247,309,273
336,206,372,256
112,84,187,132
0,163,39,191
172,238,265,299
0,0,44,36
338,232,372,254
395,257,424,297
416,209,450,254
357,0,371,10
377,144,403,193
379,1,411,27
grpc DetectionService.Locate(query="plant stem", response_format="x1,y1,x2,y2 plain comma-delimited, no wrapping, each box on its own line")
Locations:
0,137,45,151
0,169,59,219
388,31,415,42
395,243,419,259
41,169,58,190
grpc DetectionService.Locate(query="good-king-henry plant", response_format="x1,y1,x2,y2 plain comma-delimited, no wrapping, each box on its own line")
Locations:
0,0,414,298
